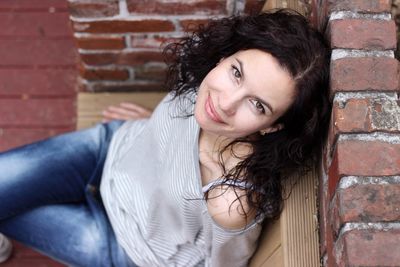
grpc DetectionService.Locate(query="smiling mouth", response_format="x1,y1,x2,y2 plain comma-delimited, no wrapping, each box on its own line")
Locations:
205,95,224,123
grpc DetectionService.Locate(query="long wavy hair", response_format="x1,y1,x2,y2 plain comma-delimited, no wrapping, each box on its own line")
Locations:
163,9,331,220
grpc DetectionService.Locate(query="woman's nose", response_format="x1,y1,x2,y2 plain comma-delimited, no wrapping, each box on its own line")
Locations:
218,93,240,116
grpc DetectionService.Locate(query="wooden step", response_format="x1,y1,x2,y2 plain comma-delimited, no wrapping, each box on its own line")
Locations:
77,92,167,130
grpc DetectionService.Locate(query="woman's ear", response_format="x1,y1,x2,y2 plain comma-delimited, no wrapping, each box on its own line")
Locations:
259,124,284,135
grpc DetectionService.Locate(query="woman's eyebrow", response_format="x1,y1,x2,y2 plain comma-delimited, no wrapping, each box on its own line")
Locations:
235,58,275,114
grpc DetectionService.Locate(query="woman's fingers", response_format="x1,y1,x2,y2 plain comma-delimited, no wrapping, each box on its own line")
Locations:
102,102,153,122
107,106,140,117
119,102,152,117
102,109,131,122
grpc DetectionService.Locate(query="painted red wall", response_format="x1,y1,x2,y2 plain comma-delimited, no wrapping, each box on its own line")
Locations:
0,0,78,152
0,1,77,264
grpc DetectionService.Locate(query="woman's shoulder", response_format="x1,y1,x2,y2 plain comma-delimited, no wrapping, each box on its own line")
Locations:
206,184,257,230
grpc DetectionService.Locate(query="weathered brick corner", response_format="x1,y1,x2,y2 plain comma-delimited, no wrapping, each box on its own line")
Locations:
316,0,400,266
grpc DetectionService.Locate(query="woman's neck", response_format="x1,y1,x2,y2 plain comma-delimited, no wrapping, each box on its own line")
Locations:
199,131,228,156
198,130,252,166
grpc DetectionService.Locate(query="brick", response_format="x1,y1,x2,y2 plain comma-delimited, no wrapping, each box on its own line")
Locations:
0,68,78,96
316,0,329,31
332,99,370,133
179,19,210,31
0,12,72,37
324,219,336,267
130,35,182,49
328,139,400,196
327,138,400,200
330,193,342,239
333,98,400,135
370,98,400,131
0,98,76,126
332,183,400,234
321,176,336,267
331,57,399,92
134,64,166,81
0,39,78,67
75,36,125,50
89,81,164,92
118,51,164,65
0,127,73,152
330,19,396,50
327,151,340,201
72,20,175,34
80,67,129,81
0,0,68,11
326,112,337,165
308,0,319,28
68,0,118,18
319,168,330,256
80,51,163,66
336,229,400,266
328,0,391,13
126,0,226,15
80,53,118,66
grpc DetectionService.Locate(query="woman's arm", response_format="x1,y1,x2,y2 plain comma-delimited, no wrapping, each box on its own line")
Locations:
204,186,261,267
102,102,152,122
207,186,257,230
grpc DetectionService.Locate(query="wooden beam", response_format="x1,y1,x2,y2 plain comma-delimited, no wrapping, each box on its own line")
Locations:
249,168,320,267
262,0,306,15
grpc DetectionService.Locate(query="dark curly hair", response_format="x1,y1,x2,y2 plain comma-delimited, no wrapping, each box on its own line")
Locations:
163,9,331,220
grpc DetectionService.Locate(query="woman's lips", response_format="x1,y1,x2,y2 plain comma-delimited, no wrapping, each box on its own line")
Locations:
205,95,224,123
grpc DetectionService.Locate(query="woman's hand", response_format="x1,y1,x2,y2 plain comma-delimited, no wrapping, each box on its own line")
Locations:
102,102,152,122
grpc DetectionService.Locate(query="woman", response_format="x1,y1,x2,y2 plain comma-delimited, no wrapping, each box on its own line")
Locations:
0,9,330,267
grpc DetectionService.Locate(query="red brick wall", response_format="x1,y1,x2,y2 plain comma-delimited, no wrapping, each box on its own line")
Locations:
0,0,78,152
316,0,400,266
68,0,264,92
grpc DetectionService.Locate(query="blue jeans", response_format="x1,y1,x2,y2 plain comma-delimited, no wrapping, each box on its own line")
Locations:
0,121,138,267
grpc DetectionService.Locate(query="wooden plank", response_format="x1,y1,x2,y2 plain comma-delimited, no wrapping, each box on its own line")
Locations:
263,0,280,10
281,169,320,267
250,168,320,267
260,246,284,267
77,92,166,129
250,219,282,267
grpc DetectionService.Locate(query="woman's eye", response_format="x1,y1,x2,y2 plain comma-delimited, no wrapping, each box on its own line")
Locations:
231,65,241,79
250,99,266,114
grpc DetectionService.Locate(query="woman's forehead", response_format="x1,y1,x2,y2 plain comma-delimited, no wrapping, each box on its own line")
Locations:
232,50,293,88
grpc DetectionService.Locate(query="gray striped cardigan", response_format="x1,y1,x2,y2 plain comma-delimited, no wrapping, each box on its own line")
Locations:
100,93,263,267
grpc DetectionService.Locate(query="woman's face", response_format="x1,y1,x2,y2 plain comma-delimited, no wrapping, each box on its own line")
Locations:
194,49,295,140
